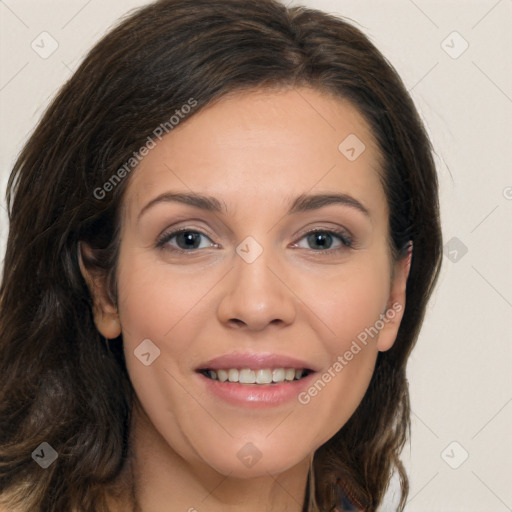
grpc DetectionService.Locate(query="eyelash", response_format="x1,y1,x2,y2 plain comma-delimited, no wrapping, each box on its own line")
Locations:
155,228,218,252
294,228,354,253
155,227,354,255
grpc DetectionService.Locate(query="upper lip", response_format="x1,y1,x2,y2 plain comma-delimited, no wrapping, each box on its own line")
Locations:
196,352,318,372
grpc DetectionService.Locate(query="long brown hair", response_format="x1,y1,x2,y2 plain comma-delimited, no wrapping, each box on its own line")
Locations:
0,1,442,510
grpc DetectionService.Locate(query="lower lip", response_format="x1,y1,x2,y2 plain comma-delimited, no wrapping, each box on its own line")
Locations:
197,372,316,408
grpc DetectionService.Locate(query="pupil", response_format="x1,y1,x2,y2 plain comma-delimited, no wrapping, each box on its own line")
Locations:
178,231,201,249
307,232,332,250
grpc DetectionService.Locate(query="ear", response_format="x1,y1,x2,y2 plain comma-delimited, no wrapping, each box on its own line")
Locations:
376,243,412,352
78,241,122,339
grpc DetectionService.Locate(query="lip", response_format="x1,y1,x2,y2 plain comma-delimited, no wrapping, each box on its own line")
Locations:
195,351,319,408
197,370,317,408
195,351,319,372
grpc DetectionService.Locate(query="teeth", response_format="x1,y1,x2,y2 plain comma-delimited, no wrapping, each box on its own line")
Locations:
272,368,285,382
239,369,256,384
203,367,308,384
256,369,272,384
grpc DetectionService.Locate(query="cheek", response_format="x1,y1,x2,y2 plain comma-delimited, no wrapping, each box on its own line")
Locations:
293,254,391,344
114,255,207,406
115,252,216,350
291,258,390,442
115,261,216,462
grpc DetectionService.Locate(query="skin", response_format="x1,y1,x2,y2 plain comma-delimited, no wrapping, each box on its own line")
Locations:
81,87,410,512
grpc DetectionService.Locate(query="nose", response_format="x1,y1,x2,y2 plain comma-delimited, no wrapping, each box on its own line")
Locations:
216,246,297,332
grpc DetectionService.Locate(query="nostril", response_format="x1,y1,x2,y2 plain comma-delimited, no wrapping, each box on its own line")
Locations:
229,318,246,328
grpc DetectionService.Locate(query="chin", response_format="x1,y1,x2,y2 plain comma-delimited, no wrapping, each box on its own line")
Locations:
198,442,310,478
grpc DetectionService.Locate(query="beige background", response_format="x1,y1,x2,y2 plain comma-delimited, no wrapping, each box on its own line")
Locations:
1,1,511,510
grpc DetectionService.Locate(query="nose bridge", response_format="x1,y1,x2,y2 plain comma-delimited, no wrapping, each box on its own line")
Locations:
235,236,276,291
216,235,296,330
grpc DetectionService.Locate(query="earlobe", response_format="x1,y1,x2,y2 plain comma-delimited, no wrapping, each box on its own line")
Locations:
94,312,122,340
376,243,412,352
78,242,122,339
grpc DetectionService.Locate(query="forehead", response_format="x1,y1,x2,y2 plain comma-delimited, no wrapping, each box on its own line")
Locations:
122,87,386,219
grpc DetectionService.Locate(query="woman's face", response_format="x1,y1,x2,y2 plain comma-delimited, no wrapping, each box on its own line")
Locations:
90,87,409,478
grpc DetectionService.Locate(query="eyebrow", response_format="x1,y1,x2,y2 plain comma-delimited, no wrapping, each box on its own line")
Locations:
138,191,369,219
289,192,369,217
138,192,224,219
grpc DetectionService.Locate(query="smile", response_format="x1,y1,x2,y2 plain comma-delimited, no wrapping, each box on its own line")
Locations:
199,367,312,385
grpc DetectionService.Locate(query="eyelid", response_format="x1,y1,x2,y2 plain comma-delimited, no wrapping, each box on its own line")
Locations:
292,225,353,244
155,226,219,251
156,224,355,253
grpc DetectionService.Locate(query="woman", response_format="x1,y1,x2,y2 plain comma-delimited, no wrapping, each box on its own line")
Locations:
0,0,442,510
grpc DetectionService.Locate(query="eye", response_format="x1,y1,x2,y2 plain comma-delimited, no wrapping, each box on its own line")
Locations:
294,229,353,251
156,229,216,251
